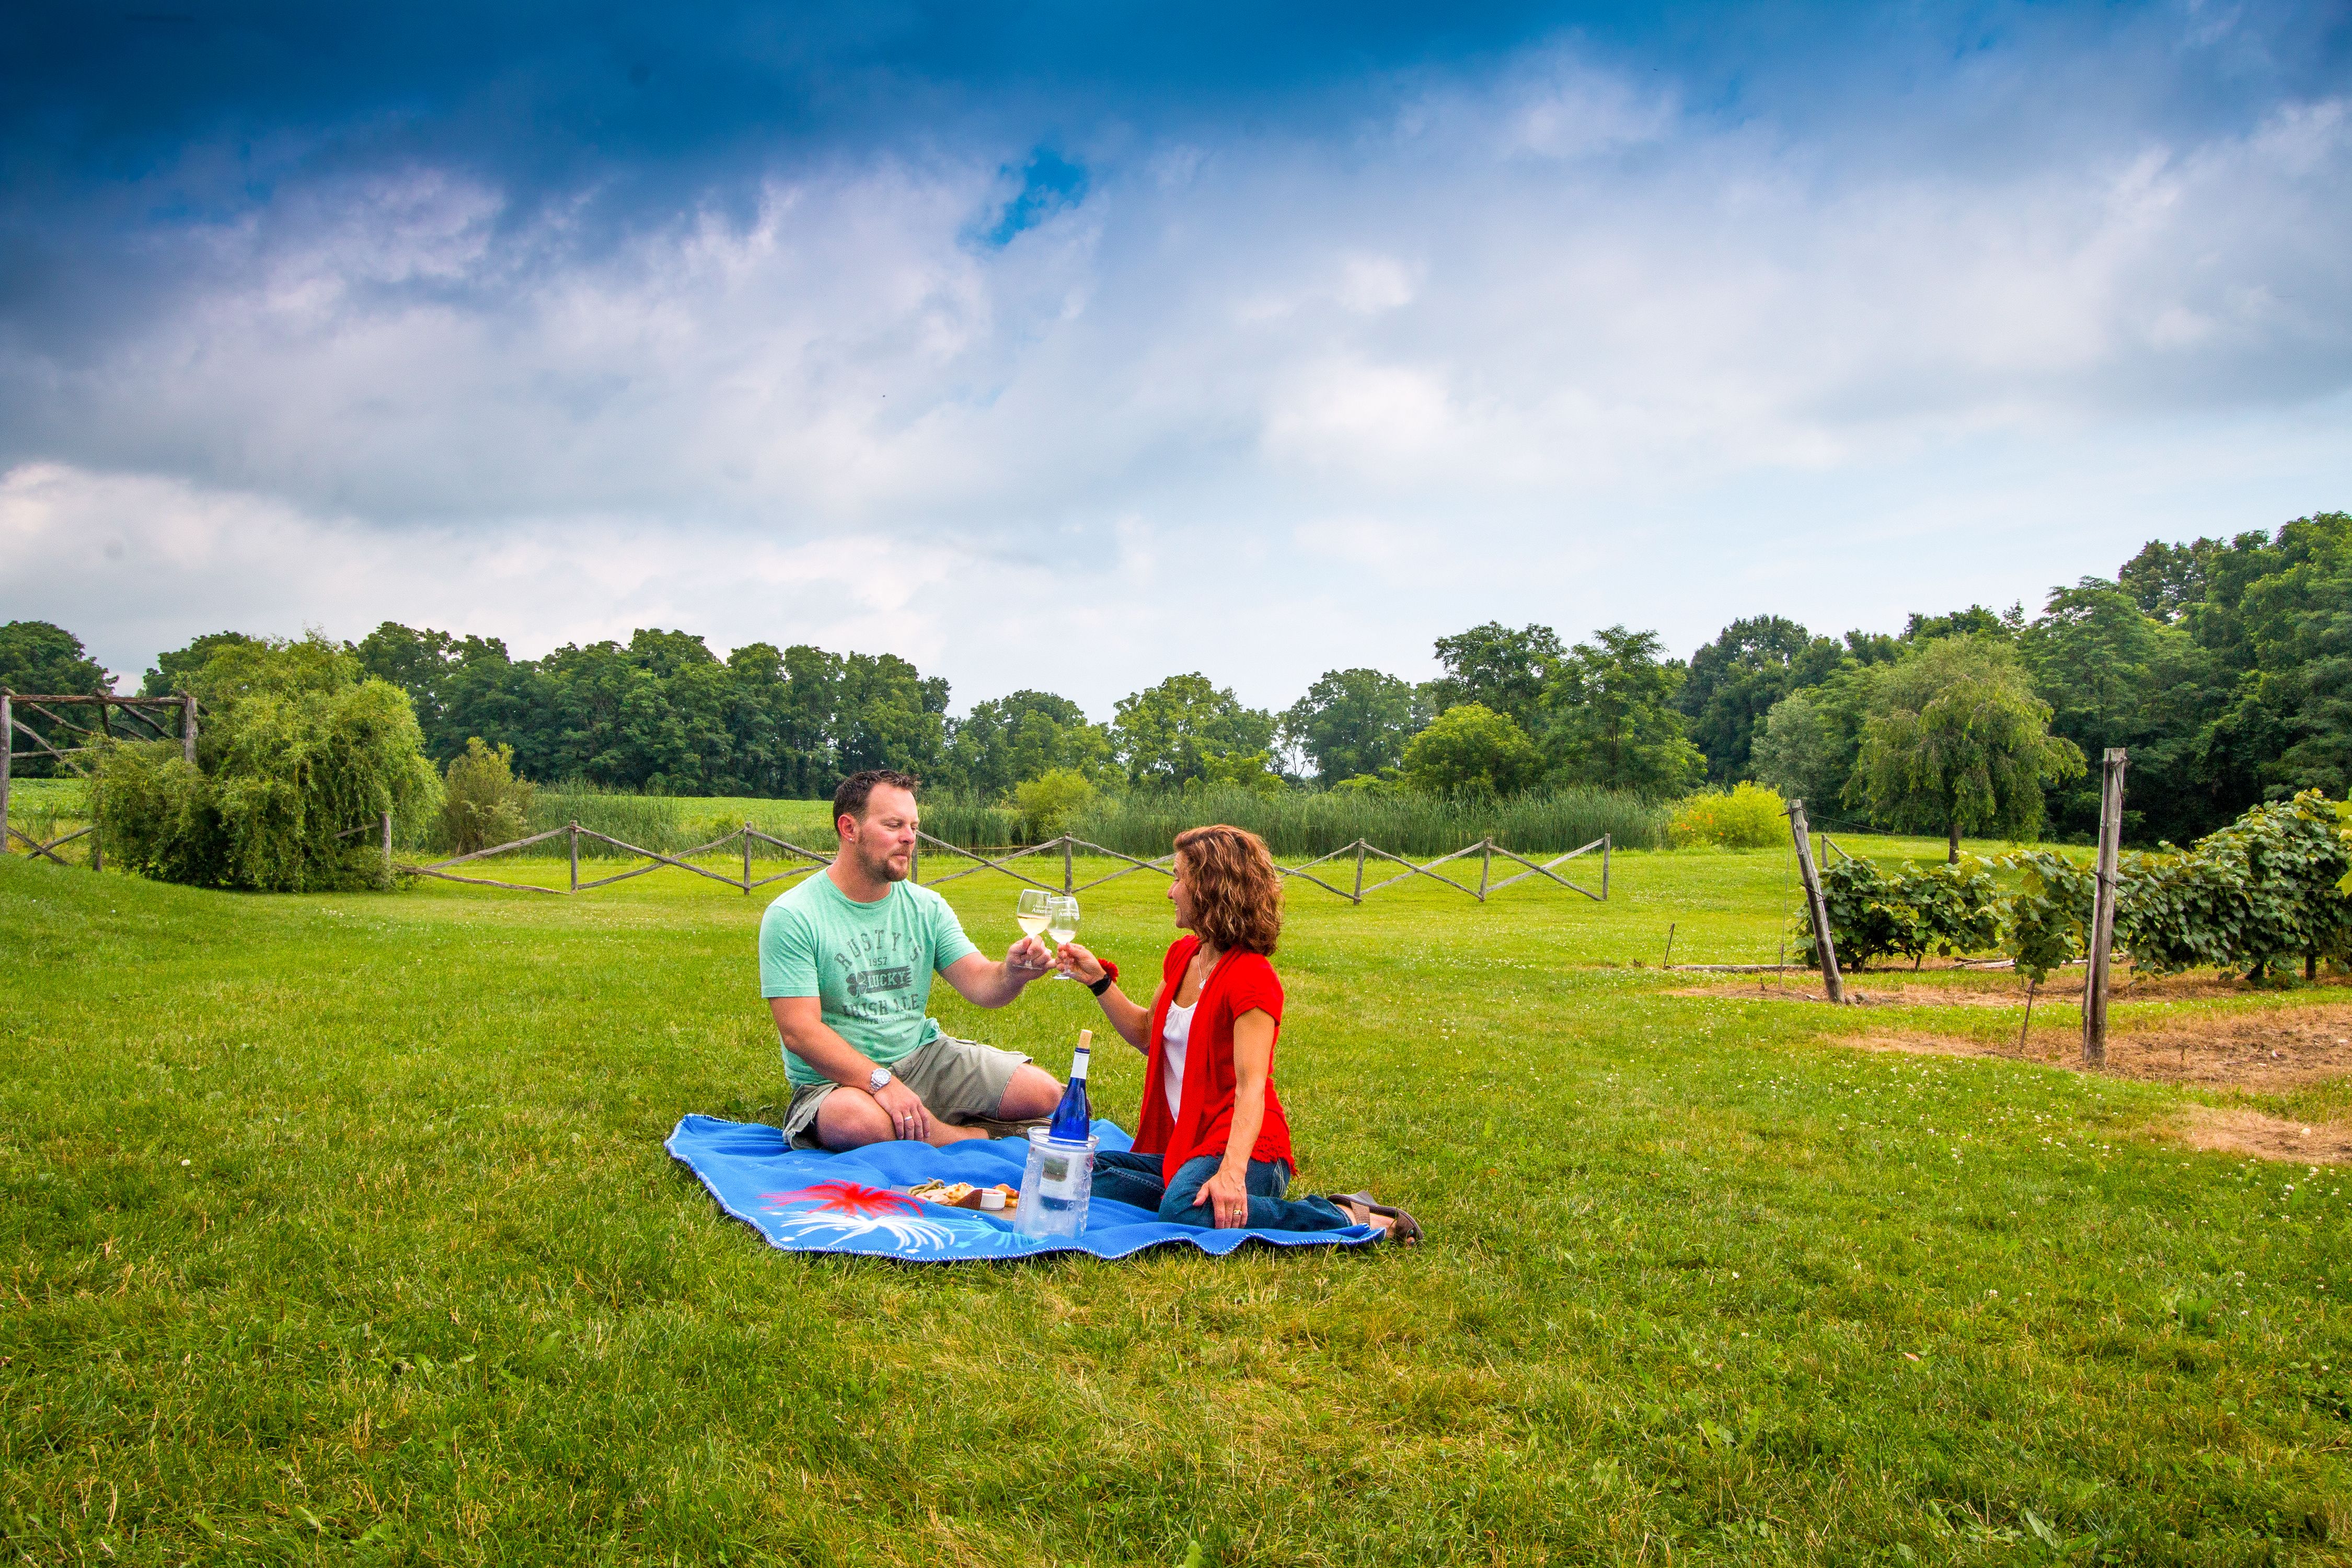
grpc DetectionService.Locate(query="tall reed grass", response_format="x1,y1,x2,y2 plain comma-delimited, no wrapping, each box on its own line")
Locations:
1062,787,1667,859
405,783,1665,862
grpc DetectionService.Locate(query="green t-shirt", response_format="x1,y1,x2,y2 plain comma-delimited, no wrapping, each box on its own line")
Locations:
758,873,982,1088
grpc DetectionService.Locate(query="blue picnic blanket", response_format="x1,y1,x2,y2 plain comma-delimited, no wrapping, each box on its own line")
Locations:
664,1114,1379,1262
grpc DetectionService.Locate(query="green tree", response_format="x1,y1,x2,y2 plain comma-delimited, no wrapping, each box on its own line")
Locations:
833,651,948,779
1,621,112,778
947,690,1115,797
1750,686,1858,811
1422,622,1563,733
1847,635,2086,862
1676,616,1844,783
1902,604,2023,643
1112,674,1276,789
1539,626,1706,798
95,638,439,891
1,620,110,696
1281,668,1421,784
1011,768,1100,837
1400,704,1542,796
2222,512,2352,800
141,631,258,697
2018,579,2221,844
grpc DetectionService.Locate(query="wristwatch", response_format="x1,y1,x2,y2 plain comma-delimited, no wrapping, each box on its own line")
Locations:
867,1066,893,1093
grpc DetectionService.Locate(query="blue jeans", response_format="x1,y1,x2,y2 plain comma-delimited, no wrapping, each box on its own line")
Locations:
1091,1150,1354,1232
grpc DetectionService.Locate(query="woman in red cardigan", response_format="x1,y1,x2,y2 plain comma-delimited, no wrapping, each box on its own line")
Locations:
1052,823,1420,1242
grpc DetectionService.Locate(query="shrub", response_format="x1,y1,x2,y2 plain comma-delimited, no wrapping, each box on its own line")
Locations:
1013,769,1099,838
96,675,440,891
1800,856,2013,972
1401,705,1543,797
439,738,535,855
1802,790,2352,984
2117,790,2351,979
1668,782,1786,849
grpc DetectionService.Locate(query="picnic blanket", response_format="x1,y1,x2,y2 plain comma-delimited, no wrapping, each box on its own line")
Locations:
665,1114,1379,1262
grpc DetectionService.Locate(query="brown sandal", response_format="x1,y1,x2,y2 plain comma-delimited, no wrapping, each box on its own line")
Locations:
1330,1191,1423,1244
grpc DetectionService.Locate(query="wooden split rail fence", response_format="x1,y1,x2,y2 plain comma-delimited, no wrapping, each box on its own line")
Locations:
399,824,1612,904
2,691,199,870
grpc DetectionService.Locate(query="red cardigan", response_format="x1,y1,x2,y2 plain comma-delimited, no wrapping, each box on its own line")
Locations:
1131,936,1295,1174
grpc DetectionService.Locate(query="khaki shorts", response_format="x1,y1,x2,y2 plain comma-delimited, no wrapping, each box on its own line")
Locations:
780,1034,1033,1149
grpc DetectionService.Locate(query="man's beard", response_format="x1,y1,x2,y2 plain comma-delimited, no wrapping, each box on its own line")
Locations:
857,840,910,883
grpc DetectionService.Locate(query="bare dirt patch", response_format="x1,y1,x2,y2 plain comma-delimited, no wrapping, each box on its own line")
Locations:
2167,1105,2352,1165
1670,969,2350,1009
1841,1003,2352,1089
1829,1006,2352,1165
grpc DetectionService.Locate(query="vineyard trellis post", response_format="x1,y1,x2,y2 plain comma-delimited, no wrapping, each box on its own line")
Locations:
2082,747,2128,1067
1786,798,1844,1005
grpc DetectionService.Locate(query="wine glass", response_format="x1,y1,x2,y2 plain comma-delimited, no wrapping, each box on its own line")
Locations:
1044,894,1081,979
1016,889,1052,969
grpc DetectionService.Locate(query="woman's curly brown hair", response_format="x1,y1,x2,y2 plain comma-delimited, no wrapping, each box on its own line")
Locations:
1173,824,1284,955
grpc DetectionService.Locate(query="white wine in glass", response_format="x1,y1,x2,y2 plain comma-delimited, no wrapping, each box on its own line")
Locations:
1045,894,1080,978
1016,889,1052,947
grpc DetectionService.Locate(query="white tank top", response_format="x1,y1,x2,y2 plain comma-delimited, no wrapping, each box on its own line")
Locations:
1160,998,1196,1122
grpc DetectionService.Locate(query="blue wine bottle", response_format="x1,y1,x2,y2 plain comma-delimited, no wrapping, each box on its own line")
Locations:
1048,1029,1093,1141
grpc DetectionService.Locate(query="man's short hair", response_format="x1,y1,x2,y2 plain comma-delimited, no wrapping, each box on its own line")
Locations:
833,768,921,832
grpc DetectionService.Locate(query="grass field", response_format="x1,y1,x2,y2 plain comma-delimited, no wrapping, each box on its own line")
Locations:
3,837,2349,1565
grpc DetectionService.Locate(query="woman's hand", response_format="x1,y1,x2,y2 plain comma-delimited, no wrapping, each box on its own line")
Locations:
1054,940,1107,985
1192,1165,1251,1229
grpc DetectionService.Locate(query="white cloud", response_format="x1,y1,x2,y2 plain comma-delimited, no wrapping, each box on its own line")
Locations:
4,45,2349,713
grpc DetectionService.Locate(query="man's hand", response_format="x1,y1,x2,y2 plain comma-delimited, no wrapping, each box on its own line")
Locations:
1192,1166,1251,1229
873,1076,933,1142
1053,940,1106,985
1006,936,1052,975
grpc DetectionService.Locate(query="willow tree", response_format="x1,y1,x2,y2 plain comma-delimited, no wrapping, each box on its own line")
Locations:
1846,636,2085,862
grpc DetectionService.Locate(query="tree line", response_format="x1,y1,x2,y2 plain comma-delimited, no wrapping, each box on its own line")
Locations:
5,510,2344,849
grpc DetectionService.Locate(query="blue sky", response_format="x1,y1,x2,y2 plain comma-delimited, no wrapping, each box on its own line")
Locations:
3,1,2348,712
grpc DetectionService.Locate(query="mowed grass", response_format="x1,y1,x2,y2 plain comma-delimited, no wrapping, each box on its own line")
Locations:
3,839,2349,1567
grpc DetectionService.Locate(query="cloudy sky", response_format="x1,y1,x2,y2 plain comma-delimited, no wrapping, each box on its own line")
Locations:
4,1,2348,714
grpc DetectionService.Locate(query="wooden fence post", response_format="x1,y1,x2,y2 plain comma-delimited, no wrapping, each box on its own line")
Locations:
1478,837,1493,901
1353,839,1366,905
569,821,580,893
2083,747,2128,1067
182,694,198,764
1601,835,1610,901
1063,836,1074,895
381,812,392,879
742,822,753,894
1787,799,1843,1005
1,694,11,852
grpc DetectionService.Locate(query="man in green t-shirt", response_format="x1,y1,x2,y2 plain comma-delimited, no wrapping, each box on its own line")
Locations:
760,768,1062,1149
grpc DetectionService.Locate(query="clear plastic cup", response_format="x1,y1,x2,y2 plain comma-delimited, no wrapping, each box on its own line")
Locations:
1013,1128,1098,1239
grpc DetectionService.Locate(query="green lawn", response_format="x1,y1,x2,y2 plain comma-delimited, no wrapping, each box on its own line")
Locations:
2,840,2348,1566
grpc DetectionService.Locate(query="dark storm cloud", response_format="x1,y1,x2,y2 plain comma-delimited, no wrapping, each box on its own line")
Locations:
3,2,2350,708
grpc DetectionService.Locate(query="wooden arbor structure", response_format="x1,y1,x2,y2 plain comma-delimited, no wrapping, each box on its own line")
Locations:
1,691,198,867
